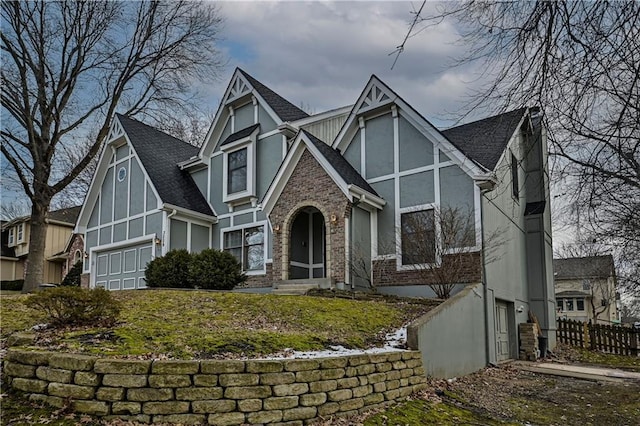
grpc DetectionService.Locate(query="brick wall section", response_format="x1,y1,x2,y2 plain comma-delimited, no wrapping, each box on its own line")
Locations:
372,251,482,286
3,349,428,425
62,234,85,279
236,263,273,289
269,150,352,284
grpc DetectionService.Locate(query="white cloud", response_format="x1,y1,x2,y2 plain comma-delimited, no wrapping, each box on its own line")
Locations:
196,1,480,128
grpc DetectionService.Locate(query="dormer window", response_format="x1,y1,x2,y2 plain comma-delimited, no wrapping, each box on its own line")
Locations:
221,124,260,204
8,227,14,246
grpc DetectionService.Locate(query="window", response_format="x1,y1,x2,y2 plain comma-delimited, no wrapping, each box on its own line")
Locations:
16,223,24,243
227,148,247,194
8,227,14,245
565,298,574,311
223,225,264,271
557,297,585,312
401,209,435,265
511,152,519,199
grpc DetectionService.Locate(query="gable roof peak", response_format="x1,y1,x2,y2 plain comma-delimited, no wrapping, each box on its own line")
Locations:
236,69,309,122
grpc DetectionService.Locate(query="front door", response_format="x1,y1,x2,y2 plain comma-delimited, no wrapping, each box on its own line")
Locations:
495,302,510,362
289,208,325,279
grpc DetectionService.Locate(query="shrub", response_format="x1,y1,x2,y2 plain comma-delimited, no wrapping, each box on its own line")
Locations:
0,279,24,291
24,287,120,327
60,261,83,287
144,249,193,288
190,249,246,290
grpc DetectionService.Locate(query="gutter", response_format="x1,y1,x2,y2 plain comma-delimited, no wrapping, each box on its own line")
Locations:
161,203,218,224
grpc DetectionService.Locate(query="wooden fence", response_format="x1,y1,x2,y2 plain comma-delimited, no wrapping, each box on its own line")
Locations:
557,318,639,356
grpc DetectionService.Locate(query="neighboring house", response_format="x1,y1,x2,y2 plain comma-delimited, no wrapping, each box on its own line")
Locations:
1,206,81,284
554,255,620,324
76,69,556,369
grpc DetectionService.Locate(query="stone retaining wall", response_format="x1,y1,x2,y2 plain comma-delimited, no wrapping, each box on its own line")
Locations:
3,349,427,425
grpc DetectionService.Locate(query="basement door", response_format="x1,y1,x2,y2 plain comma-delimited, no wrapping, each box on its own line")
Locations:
495,301,511,362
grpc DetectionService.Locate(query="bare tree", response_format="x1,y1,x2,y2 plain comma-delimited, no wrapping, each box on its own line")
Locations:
0,200,30,221
156,108,215,148
400,1,640,292
400,206,477,299
1,1,224,292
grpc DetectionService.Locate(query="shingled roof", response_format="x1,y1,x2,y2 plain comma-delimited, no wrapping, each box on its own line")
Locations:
302,130,378,196
220,123,260,146
442,108,528,170
116,114,214,217
554,255,615,280
238,69,309,122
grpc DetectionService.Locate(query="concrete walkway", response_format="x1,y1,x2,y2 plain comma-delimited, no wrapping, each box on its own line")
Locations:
515,361,640,383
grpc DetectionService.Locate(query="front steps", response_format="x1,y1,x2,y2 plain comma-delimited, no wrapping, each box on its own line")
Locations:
272,278,333,295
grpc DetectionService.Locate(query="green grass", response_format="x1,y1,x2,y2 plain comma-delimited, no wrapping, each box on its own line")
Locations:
1,289,434,359
364,399,510,425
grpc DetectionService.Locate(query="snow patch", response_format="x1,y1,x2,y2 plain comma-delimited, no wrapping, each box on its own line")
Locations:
261,326,409,360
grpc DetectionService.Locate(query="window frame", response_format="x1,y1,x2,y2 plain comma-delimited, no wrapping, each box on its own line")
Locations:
221,133,257,205
7,227,15,246
16,223,24,243
398,207,437,268
222,223,266,275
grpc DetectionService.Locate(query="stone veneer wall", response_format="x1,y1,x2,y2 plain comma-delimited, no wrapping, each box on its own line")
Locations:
3,349,427,425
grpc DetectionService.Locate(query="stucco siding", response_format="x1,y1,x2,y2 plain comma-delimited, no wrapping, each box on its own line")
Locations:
257,134,282,198
234,102,254,131
343,129,361,174
399,171,434,208
191,168,208,198
440,165,474,212
170,219,188,250
407,283,486,378
364,113,394,179
370,179,395,254
398,115,433,171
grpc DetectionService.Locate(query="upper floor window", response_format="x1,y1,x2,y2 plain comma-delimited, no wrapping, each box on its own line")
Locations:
511,152,519,199
16,223,24,243
223,225,264,272
228,148,247,194
400,209,435,265
221,125,259,204
8,227,15,245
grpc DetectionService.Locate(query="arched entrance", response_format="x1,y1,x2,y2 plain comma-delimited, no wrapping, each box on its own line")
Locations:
289,207,325,279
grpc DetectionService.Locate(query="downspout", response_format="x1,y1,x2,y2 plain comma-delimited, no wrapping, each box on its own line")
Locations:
349,198,362,290
165,209,177,254
479,190,491,367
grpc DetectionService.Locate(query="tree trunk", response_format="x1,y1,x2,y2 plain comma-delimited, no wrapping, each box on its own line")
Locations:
22,200,51,293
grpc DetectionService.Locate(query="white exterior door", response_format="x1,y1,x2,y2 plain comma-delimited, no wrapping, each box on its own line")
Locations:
495,302,510,362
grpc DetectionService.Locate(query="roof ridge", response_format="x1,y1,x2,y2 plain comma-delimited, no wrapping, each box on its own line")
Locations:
116,113,197,151
237,69,309,122
443,107,528,132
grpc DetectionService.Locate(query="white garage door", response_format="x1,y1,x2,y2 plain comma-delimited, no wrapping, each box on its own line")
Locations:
94,243,153,290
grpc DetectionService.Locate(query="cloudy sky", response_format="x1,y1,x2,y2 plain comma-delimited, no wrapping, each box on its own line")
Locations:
202,1,478,129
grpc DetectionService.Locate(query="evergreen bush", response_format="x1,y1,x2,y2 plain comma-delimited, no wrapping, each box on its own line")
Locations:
60,261,83,287
144,249,193,288
190,248,246,290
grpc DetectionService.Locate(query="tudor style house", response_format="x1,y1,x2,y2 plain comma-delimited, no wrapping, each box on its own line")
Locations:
76,68,556,366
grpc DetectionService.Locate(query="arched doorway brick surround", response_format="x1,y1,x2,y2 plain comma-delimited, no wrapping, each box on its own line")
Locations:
269,150,351,284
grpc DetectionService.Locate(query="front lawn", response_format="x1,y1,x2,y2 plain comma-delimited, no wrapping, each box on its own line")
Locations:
0,289,436,359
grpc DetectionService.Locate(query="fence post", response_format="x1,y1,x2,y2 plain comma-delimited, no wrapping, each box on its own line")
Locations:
588,320,596,350
631,329,639,357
